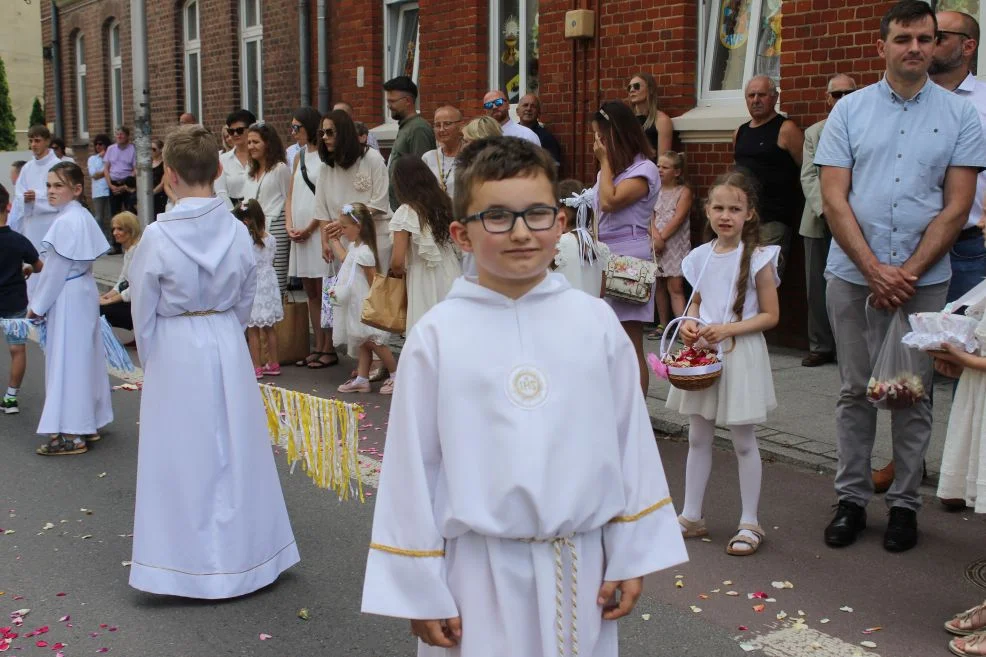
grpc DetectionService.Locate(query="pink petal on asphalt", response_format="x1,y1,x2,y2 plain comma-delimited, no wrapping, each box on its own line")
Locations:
259,633,273,641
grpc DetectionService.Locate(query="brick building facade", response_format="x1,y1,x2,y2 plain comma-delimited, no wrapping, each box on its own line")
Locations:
41,0,979,346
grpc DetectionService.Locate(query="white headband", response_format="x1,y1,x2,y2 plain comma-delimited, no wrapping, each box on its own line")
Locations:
341,203,360,224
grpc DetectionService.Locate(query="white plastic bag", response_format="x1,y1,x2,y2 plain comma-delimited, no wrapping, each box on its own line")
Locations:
866,305,926,410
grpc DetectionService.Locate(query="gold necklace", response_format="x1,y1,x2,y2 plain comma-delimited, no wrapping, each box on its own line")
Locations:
437,147,458,193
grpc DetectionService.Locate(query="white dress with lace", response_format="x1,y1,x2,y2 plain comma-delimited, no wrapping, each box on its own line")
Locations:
554,232,609,297
248,234,284,328
389,205,462,331
331,243,391,358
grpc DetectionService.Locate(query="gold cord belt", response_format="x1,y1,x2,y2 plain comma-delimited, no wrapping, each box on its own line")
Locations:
521,535,579,657
179,309,220,317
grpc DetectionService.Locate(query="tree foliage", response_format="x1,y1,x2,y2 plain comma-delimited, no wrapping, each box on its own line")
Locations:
0,57,18,151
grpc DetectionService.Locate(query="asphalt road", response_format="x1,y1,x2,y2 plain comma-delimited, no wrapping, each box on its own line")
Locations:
2,342,984,657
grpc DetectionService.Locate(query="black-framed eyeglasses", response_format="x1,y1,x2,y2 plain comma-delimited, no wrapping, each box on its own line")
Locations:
318,128,335,138
937,29,972,41
627,82,642,92
228,126,247,136
829,89,854,99
483,98,506,110
460,205,559,234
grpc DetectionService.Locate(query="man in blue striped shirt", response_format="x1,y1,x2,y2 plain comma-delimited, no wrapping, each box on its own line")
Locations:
815,0,986,553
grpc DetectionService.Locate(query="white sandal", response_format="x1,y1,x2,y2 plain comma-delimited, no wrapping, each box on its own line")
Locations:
726,523,764,556
677,514,708,539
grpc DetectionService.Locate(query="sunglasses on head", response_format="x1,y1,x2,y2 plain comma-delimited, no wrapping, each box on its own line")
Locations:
829,89,854,99
318,128,335,138
290,124,302,133
483,98,506,110
228,126,247,136
627,82,642,92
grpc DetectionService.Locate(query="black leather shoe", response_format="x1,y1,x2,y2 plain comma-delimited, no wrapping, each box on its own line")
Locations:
884,506,918,552
802,351,836,367
824,500,866,547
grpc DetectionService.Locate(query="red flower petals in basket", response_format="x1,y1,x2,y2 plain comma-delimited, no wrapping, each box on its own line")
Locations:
658,317,724,391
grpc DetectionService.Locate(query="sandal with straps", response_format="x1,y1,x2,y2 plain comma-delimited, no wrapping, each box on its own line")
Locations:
948,601,986,636
36,435,87,456
677,515,708,538
951,631,986,656
307,352,339,369
726,523,765,556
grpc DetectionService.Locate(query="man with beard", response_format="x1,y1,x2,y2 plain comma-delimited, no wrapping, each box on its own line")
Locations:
482,89,540,146
383,76,435,210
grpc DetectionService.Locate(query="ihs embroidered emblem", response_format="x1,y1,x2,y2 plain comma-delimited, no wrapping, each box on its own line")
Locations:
506,365,549,409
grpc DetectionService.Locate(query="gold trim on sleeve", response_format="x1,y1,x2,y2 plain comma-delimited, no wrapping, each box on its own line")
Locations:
369,542,445,558
610,497,673,523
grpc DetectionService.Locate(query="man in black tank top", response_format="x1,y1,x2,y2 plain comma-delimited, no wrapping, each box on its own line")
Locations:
733,75,806,274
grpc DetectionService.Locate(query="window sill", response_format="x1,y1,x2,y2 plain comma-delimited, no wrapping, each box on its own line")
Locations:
671,103,750,143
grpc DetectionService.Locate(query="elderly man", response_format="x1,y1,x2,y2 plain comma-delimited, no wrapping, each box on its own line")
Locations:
734,75,805,272
518,94,561,163
421,105,463,199
384,76,436,210
483,90,540,145
799,74,857,368
103,126,137,217
816,0,986,553
334,101,380,150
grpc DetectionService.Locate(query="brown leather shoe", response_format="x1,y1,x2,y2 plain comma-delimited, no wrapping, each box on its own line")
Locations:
872,461,895,494
940,497,968,511
802,351,836,367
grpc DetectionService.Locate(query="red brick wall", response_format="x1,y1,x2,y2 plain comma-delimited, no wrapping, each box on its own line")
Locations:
417,0,488,123
329,0,385,125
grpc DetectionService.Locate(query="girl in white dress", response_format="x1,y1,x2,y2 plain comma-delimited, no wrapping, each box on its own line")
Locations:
30,163,113,455
388,157,461,330
327,203,399,395
666,170,780,556
242,122,291,292
235,200,284,378
285,107,337,369
555,179,609,297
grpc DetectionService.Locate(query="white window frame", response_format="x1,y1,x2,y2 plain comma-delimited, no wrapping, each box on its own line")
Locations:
240,0,264,119
183,0,202,120
697,0,783,104
382,0,420,123
75,32,88,139
109,21,123,129
488,0,538,104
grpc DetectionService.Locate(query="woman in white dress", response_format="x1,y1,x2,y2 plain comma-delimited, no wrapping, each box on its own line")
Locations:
214,109,256,209
30,163,113,456
285,107,336,369
242,122,291,292
388,157,461,330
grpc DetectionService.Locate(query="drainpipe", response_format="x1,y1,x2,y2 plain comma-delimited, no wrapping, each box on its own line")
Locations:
50,1,64,137
317,0,329,113
299,0,310,107
131,0,153,227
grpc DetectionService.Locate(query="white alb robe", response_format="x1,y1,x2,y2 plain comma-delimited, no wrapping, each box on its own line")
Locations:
361,273,688,657
29,201,113,435
11,150,62,298
128,197,299,599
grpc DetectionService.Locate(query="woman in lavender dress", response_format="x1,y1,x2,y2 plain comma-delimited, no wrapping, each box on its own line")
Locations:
592,101,660,396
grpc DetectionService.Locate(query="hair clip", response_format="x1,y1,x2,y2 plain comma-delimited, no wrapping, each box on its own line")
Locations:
240,201,250,211
341,203,360,224
598,107,610,121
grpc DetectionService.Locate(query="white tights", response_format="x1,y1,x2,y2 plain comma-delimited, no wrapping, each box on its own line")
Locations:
681,415,761,528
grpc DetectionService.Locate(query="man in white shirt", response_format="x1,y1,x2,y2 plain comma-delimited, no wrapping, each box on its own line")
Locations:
87,133,113,243
9,124,61,251
482,90,541,146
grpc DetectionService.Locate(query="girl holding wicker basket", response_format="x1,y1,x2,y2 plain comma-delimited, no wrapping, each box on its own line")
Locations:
664,170,780,556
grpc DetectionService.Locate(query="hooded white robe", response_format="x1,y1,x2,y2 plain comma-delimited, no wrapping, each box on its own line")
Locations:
361,273,688,657
128,197,299,599
11,149,62,298
29,201,112,436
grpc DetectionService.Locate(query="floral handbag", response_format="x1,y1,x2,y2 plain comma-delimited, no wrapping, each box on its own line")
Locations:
604,254,659,304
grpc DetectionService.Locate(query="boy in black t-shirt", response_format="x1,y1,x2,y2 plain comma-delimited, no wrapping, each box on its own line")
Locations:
0,184,43,414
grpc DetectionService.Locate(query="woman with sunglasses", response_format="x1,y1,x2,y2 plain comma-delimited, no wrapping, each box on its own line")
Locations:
215,109,257,210
592,101,660,397
627,73,673,155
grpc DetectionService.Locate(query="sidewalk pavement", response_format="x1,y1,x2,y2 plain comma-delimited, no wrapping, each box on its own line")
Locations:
93,252,954,484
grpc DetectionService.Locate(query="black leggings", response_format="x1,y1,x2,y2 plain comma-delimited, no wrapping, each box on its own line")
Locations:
100,301,133,331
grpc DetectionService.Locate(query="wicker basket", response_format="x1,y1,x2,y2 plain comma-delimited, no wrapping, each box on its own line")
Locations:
660,316,723,391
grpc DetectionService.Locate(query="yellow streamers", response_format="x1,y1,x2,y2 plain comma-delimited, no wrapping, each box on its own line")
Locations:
259,383,366,502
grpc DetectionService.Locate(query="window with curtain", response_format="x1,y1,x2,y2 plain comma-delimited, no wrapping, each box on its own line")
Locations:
75,33,88,138
240,0,263,118
109,21,123,129
489,0,539,103
184,0,202,120
699,0,783,101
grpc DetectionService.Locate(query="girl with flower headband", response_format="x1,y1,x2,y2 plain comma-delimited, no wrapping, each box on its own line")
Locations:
233,199,284,378
326,202,399,394
554,179,609,297
649,151,693,339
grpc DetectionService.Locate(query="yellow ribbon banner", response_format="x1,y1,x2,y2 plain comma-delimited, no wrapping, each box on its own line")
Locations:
259,383,366,502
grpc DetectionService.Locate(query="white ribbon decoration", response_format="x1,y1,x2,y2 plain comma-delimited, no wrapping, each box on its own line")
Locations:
561,188,598,265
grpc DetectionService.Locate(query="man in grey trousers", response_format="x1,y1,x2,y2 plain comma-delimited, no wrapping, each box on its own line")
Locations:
815,0,985,553
799,73,857,368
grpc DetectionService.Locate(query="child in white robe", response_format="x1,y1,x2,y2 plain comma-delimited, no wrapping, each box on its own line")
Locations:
30,163,112,456
128,125,299,599
361,136,688,657
555,179,608,297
